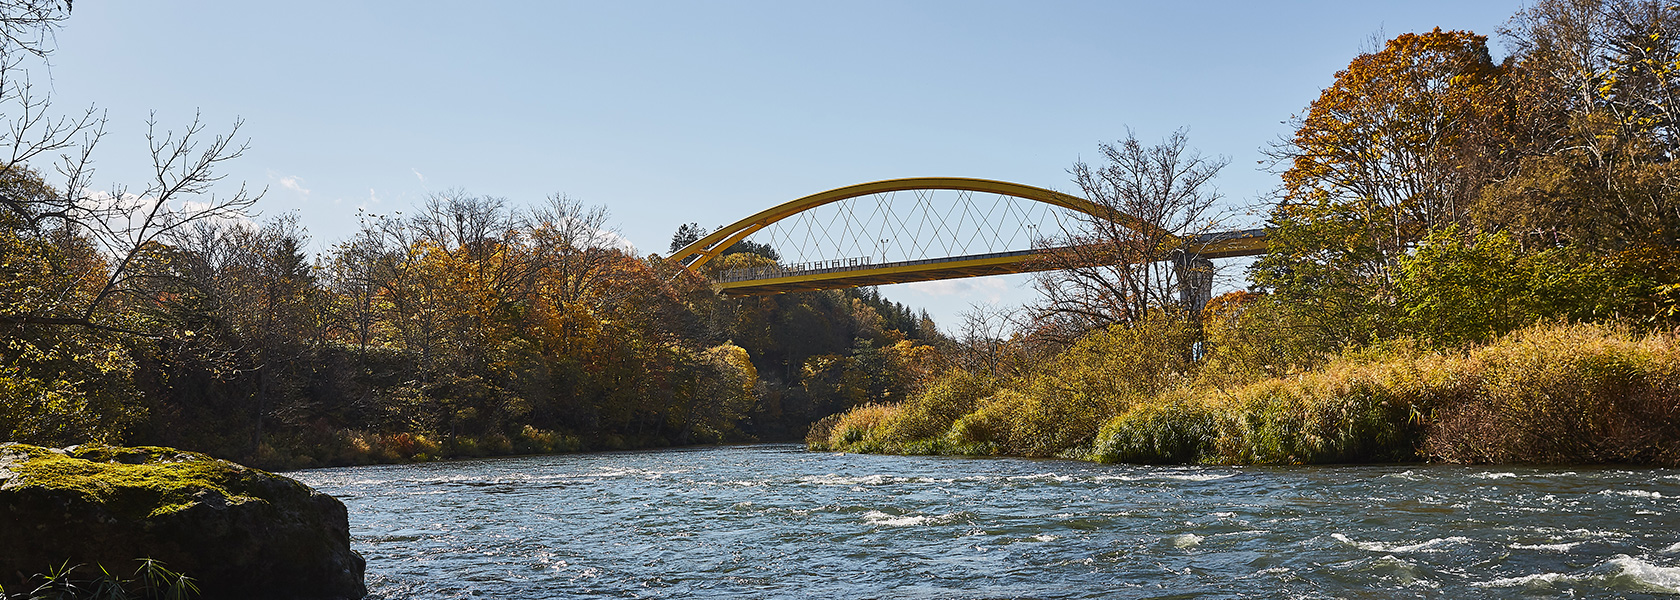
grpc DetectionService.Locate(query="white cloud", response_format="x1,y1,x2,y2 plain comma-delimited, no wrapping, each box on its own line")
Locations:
904,276,1011,303
279,175,310,196
74,188,256,236
600,229,637,253
411,168,427,184
178,199,258,230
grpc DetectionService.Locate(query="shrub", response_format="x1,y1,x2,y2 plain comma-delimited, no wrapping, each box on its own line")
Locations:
889,370,996,441
1205,352,1445,464
818,403,903,453
1425,323,1680,465
1093,389,1217,464
804,413,843,451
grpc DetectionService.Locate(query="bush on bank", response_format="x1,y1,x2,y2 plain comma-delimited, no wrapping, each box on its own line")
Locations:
247,425,586,471
812,322,1680,466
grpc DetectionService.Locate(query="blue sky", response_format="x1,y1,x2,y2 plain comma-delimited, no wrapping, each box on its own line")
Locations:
41,1,1522,328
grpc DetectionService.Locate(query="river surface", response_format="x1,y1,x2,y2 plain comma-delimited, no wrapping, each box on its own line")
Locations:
290,444,1680,599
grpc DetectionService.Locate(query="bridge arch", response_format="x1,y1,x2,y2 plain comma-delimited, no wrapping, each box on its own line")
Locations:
668,177,1164,272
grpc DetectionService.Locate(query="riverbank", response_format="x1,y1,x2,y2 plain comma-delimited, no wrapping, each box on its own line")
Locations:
810,322,1680,466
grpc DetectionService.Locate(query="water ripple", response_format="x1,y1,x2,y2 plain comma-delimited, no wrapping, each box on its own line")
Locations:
289,445,1680,599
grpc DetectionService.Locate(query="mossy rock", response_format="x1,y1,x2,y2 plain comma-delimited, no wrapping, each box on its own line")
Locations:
0,442,365,599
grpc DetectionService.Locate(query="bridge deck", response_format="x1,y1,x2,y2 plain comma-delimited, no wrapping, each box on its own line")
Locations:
715,228,1267,296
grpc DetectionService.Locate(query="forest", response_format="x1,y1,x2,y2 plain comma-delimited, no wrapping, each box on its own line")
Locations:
6,0,1680,469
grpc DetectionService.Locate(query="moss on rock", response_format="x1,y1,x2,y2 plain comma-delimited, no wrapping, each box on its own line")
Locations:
0,442,365,599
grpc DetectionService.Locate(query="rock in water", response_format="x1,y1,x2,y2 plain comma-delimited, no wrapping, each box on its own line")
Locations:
0,442,365,599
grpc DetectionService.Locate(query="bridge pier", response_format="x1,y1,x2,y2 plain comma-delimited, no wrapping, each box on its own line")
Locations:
1173,252,1215,316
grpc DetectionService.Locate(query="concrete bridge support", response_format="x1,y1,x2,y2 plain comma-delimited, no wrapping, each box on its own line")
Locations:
1174,252,1215,315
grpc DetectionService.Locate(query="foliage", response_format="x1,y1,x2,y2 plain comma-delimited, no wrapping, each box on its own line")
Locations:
1480,0,1680,250
1255,28,1508,348
1425,322,1680,464
1397,227,1680,345
0,168,142,445
816,312,1197,457
4,559,197,600
820,317,1680,467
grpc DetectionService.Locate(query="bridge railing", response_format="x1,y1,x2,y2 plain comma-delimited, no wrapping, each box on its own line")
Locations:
715,248,1048,283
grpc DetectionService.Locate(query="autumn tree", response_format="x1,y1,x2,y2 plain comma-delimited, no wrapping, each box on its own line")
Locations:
1254,28,1508,348
1480,0,1680,249
0,2,257,447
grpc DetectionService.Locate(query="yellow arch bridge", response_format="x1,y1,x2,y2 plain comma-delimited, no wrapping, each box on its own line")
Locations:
669,177,1267,306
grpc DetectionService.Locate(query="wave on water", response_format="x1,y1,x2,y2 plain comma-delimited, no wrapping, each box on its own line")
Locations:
1470,470,1582,480
1006,473,1074,482
1600,489,1665,498
1332,533,1470,553
1476,555,1680,593
800,474,897,486
1511,541,1583,552
1172,534,1203,548
1472,471,1519,480
1091,472,1233,483
1609,555,1680,592
861,510,964,527
798,470,1235,487
1477,571,1578,589
1160,472,1233,481
801,474,991,486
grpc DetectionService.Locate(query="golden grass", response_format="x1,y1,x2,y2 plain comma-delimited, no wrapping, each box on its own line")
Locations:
817,322,1680,466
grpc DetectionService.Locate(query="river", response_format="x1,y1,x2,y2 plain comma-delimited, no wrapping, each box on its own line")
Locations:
290,444,1680,598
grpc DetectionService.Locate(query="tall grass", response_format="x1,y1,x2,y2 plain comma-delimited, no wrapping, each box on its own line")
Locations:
1424,323,1680,464
813,318,1192,457
1094,344,1453,464
813,322,1680,466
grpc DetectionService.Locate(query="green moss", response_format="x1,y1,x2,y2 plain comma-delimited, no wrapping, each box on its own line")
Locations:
1,442,287,521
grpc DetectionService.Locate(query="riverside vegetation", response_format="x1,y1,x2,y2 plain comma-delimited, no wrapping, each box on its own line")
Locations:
811,319,1680,465
812,0,1680,466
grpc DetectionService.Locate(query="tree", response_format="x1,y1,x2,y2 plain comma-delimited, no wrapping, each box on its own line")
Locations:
1479,0,1680,249
1254,28,1507,348
1030,128,1227,341
0,0,257,336
667,221,779,262
669,222,705,254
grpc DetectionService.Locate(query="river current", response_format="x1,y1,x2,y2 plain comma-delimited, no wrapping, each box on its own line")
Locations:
290,444,1680,599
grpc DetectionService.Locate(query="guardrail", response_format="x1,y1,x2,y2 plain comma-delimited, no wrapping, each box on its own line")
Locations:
712,228,1271,284
715,248,1045,283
